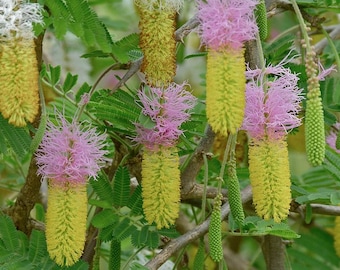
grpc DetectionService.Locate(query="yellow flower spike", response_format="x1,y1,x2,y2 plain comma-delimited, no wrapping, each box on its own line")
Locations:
206,48,246,135
136,0,180,86
334,216,340,257
249,139,291,222
0,38,39,127
46,182,87,266
142,147,180,229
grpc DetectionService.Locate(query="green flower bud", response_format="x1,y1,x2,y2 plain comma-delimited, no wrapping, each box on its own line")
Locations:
109,239,121,270
208,193,223,262
255,0,268,41
227,159,245,227
193,239,205,270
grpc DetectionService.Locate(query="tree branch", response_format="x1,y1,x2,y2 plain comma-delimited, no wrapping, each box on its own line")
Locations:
261,235,286,270
292,202,340,216
180,125,215,196
145,185,253,270
175,15,199,42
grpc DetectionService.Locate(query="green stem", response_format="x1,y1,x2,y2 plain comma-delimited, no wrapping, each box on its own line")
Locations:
201,153,210,222
291,0,312,51
321,27,340,70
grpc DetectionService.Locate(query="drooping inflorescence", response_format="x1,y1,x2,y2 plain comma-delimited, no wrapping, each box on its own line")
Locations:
135,0,183,87
134,83,196,229
255,0,268,41
0,0,43,126
227,158,245,226
36,114,107,266
304,49,326,166
208,193,223,262
197,0,258,135
243,63,303,222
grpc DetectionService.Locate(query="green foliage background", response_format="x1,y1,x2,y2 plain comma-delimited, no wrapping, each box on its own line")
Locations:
1,0,340,269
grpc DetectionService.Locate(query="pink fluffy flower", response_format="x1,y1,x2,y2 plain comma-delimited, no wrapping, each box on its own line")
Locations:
326,122,340,153
242,64,304,140
36,114,107,184
196,0,258,51
134,82,196,151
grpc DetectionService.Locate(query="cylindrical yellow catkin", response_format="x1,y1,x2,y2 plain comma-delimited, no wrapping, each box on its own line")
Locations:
206,48,246,135
334,216,340,257
249,139,291,222
46,182,87,266
137,5,176,86
0,38,39,127
142,147,180,229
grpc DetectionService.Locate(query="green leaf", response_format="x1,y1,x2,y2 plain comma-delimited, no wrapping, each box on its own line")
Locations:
92,209,118,229
75,82,92,103
330,191,340,204
264,34,296,63
111,34,140,63
305,203,313,224
127,49,143,61
157,227,181,238
89,89,141,134
81,50,111,58
45,0,113,52
63,72,78,93
28,230,46,266
29,114,47,154
138,113,156,129
88,199,113,209
112,218,136,241
131,227,148,248
113,166,131,207
0,215,20,252
99,223,116,242
0,115,31,159
49,65,61,86
90,174,115,205
128,185,143,216
131,225,159,249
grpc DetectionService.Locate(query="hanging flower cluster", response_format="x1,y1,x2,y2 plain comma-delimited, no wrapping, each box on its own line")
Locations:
0,0,43,126
134,83,196,229
135,0,183,87
242,63,303,222
36,114,107,266
197,0,258,135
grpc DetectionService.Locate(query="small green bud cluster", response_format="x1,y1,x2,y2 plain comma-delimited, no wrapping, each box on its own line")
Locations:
193,239,205,270
208,193,223,262
255,0,268,41
109,239,121,270
305,48,325,166
227,159,245,227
